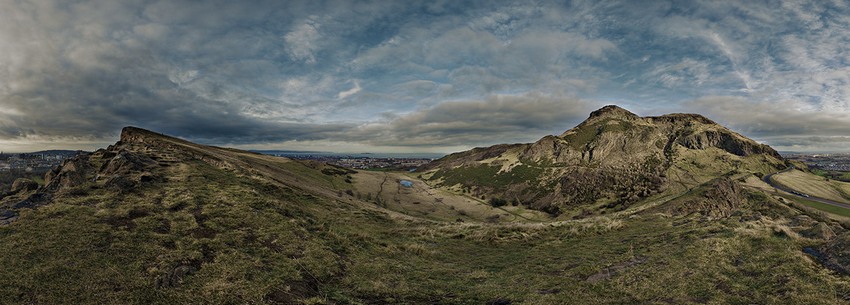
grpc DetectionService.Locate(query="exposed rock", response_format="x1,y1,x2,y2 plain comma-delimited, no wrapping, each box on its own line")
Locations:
791,215,817,227
800,223,835,240
420,105,785,215
100,150,157,176
815,233,850,275
676,129,780,158
44,155,95,192
105,176,138,193
10,178,38,193
660,178,748,218
581,104,641,125
119,126,170,145
0,210,18,225
13,193,51,209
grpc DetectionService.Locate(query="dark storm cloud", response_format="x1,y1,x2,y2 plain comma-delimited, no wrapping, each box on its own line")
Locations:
684,96,850,151
0,0,335,142
340,93,596,147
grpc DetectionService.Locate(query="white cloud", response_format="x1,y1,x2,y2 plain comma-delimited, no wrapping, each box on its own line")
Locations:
337,80,361,99
168,70,200,87
683,96,850,151
284,17,323,64
2,0,850,152
648,58,712,88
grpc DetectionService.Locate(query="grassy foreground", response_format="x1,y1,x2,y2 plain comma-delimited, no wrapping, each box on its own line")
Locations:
1,157,849,304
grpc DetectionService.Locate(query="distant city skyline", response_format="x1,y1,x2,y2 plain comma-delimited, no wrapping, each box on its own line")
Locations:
2,1,850,153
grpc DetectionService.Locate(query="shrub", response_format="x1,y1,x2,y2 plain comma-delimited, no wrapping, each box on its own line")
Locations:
489,198,508,207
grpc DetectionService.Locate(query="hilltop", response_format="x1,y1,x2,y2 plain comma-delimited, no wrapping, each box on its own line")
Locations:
0,121,849,304
419,105,787,216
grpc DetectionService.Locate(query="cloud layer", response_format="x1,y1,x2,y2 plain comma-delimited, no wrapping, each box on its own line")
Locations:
1,0,849,152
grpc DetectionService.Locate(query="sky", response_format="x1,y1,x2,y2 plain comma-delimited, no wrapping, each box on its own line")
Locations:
2,0,850,154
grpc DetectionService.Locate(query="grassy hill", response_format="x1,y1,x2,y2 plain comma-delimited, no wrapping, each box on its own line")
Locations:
419,105,787,217
773,169,850,204
0,126,849,304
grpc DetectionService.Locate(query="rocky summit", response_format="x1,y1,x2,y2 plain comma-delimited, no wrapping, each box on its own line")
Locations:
419,105,787,216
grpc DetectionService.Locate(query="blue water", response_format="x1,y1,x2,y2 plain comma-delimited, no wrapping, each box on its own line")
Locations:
400,180,414,188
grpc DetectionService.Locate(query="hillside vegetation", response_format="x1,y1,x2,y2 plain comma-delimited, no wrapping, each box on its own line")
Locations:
0,110,849,304
419,105,786,217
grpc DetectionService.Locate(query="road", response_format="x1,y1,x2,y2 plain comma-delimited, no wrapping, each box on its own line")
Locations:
763,166,850,210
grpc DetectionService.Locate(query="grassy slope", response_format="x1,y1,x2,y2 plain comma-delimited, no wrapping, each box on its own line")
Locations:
338,213,850,304
0,130,848,304
0,155,848,304
352,170,552,223
744,175,850,220
774,170,850,204
781,194,850,218
813,169,850,182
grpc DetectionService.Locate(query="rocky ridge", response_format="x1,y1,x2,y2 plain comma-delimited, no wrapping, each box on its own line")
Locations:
420,105,787,216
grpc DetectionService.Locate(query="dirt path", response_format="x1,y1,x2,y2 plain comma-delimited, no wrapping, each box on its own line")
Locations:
376,172,388,201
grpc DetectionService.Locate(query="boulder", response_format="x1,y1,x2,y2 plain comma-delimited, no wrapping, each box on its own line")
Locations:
10,178,38,193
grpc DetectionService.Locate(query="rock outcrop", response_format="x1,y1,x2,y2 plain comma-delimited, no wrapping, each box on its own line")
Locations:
661,178,749,218
420,105,786,216
10,178,38,194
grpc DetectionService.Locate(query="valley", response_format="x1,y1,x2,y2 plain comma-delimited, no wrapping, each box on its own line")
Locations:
2,108,850,304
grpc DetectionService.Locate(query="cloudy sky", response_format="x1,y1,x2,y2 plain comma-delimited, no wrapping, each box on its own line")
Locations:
2,0,850,153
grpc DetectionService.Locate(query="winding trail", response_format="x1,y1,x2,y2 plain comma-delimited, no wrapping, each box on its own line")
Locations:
376,172,388,202
763,166,850,210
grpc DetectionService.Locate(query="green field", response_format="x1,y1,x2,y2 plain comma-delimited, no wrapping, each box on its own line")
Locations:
779,194,850,218
812,169,850,182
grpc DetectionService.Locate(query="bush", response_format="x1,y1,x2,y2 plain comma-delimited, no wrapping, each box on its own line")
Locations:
489,198,508,207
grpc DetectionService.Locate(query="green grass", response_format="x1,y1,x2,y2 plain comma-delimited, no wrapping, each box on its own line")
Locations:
331,214,850,304
3,147,850,304
812,169,829,177
563,118,634,150
811,169,850,182
0,160,361,304
431,161,546,189
781,194,850,218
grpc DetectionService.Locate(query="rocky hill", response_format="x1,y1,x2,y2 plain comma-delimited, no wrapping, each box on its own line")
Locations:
1,125,849,304
0,127,383,303
419,105,787,216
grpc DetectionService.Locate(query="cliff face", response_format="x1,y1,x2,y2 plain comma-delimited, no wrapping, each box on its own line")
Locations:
420,105,786,216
